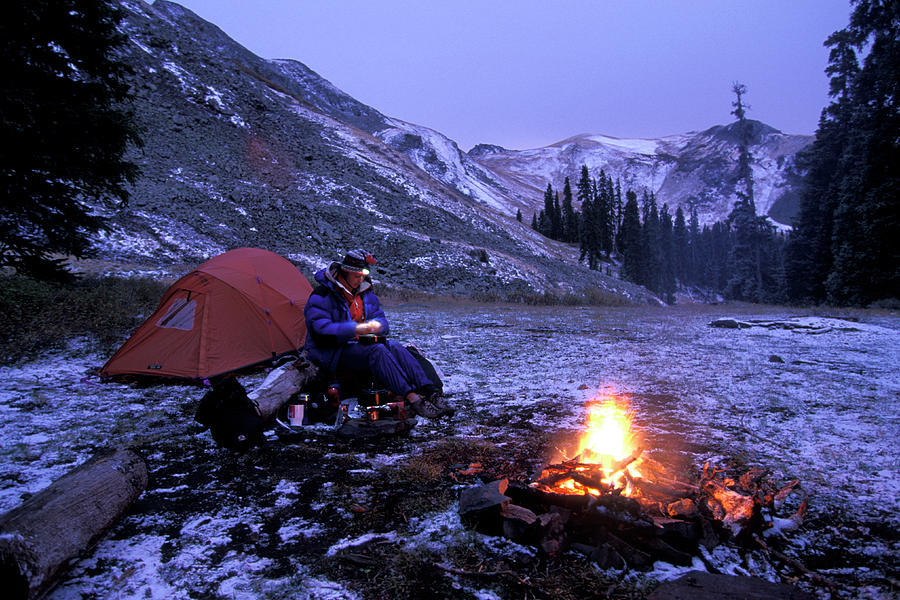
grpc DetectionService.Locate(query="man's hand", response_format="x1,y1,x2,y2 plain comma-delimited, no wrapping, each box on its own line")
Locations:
355,320,383,335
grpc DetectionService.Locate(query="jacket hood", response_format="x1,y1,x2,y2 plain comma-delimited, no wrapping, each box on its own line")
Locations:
315,263,373,295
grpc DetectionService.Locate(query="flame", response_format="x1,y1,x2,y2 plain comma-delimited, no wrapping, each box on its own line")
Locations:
577,396,635,464
545,392,643,496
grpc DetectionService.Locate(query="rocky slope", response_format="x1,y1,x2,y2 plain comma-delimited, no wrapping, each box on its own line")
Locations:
100,0,657,303
96,0,809,300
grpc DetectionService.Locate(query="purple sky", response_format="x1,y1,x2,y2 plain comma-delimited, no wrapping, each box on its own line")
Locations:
167,0,851,151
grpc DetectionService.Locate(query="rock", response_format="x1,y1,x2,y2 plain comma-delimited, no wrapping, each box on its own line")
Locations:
500,503,537,543
590,542,627,570
769,354,785,363
666,498,699,519
535,511,567,554
647,571,814,600
459,479,511,535
653,516,699,541
709,318,743,329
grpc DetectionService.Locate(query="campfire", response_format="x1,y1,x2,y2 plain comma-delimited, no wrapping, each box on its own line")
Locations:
533,394,647,499
459,391,808,570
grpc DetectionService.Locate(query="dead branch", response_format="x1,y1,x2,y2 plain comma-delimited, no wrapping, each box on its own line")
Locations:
738,415,791,451
754,535,836,595
434,562,548,597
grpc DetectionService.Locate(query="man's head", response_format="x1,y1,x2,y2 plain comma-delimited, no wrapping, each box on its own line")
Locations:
337,249,376,290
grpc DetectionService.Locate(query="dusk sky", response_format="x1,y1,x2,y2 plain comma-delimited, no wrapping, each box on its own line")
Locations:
167,0,851,151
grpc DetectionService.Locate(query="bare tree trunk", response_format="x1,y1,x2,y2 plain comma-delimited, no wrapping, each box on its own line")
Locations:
0,448,148,600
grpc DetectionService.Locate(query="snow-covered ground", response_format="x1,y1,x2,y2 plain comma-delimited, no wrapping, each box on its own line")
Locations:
1,304,897,599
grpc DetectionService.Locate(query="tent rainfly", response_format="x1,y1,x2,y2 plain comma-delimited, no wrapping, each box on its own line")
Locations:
101,248,313,380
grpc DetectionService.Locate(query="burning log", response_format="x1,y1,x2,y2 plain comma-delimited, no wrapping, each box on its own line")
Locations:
568,472,611,495
630,476,696,504
703,478,760,538
506,480,594,513
608,447,643,479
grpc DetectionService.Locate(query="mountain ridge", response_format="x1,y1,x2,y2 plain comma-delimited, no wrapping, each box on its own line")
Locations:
89,0,811,303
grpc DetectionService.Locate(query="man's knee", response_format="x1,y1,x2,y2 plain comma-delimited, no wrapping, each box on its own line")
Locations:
365,343,391,366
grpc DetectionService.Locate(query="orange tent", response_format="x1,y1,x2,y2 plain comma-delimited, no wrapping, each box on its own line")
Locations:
101,248,313,380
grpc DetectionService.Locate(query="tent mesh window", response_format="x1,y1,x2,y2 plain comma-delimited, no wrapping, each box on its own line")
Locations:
156,297,196,331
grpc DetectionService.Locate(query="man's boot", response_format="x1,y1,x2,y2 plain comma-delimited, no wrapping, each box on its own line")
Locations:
428,394,455,417
406,393,443,419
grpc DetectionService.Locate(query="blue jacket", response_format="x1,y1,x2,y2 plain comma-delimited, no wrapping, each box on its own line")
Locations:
303,264,390,372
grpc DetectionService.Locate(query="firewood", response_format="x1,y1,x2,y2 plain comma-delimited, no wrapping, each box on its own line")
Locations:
602,531,654,570
608,448,643,478
754,535,836,595
636,536,694,566
433,563,549,597
773,479,801,509
569,473,610,494
630,476,692,502
0,449,148,600
703,479,759,538
505,481,593,513
652,475,700,492
534,471,574,487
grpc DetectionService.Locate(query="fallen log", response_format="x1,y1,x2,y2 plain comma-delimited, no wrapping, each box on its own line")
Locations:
0,448,148,600
247,355,319,420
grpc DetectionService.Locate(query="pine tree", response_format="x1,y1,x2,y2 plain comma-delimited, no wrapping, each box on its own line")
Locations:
561,177,577,242
600,175,616,257
784,32,857,303
659,205,676,303
673,206,689,285
531,212,538,231
786,1,899,306
541,184,554,237
1,0,142,279
516,208,522,223
688,202,701,286
594,173,609,260
577,166,601,269
824,2,899,305
724,82,767,302
614,179,623,246
641,191,661,292
620,192,643,284
579,195,597,269
552,192,562,240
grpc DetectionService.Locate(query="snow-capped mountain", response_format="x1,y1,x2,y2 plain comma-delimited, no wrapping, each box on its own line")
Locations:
99,0,809,300
469,122,812,226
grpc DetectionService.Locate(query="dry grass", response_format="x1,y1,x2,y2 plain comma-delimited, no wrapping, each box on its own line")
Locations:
0,274,168,364
392,437,505,486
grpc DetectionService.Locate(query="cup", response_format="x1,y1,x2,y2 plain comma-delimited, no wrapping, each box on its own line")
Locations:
288,403,305,426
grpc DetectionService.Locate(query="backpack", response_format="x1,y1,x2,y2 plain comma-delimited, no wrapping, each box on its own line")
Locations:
406,344,444,395
195,376,265,452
